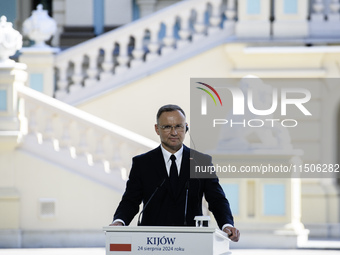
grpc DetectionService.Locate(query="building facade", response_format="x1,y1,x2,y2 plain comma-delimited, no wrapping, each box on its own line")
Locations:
0,0,340,248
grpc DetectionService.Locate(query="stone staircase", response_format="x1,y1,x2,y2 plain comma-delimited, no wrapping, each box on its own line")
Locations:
53,0,236,105
16,84,158,190
52,0,340,105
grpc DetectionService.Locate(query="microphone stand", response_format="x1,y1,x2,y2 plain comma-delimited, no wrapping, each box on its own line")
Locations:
184,181,189,226
137,178,166,226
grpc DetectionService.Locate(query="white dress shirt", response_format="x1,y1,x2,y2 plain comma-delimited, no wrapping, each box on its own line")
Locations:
160,145,183,176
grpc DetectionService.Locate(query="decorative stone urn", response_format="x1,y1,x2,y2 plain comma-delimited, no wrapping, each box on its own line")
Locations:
0,16,23,63
23,4,57,47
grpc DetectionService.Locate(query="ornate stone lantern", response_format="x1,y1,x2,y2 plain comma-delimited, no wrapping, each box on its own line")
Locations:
23,4,57,47
0,16,23,63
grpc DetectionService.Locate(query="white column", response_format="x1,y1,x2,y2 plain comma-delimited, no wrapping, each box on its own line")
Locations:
0,62,27,150
273,0,309,38
236,0,271,38
19,47,60,97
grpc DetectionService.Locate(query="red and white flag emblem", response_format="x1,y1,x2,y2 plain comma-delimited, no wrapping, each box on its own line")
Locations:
109,236,132,252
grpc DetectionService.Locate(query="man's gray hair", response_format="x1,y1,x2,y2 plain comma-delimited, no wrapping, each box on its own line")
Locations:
156,104,186,123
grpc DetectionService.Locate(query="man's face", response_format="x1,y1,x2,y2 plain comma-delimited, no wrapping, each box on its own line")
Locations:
155,110,186,153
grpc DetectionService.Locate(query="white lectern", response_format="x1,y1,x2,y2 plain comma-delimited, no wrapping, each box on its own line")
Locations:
103,226,231,255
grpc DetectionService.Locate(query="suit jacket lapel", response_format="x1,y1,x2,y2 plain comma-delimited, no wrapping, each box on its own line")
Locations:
154,146,168,181
176,145,190,198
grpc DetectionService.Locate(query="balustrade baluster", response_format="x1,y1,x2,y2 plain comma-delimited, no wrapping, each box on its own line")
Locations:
41,110,57,150
69,57,84,92
23,103,43,145
55,64,69,99
35,106,44,144
311,0,325,21
59,118,72,149
208,0,222,35
108,139,123,173
115,38,130,74
93,133,104,158
177,10,192,48
146,23,161,61
100,45,114,81
26,103,39,135
85,52,99,87
131,31,146,68
119,142,131,180
120,142,132,166
330,0,340,13
161,17,176,55
225,0,236,19
193,4,207,41
17,97,27,138
224,0,236,32
75,126,91,164
103,160,111,173
329,0,340,21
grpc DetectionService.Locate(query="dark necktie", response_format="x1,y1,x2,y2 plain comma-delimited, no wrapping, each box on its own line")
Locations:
170,155,178,192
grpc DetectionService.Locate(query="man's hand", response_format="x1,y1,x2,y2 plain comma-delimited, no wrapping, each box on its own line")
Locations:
223,226,240,242
109,222,124,226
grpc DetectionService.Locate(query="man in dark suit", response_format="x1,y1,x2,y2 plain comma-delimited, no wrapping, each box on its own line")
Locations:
110,104,240,242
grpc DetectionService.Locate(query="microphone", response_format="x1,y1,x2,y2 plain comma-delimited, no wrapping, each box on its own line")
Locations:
137,178,166,226
184,181,189,226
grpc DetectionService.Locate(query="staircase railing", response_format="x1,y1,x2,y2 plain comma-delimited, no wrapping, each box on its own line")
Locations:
16,84,158,184
52,0,340,103
54,0,236,100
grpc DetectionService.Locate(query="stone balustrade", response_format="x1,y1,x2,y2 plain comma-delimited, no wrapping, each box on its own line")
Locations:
53,0,233,100
51,0,340,102
16,84,158,182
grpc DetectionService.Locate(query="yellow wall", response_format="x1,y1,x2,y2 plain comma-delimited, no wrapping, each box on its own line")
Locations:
0,149,122,231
